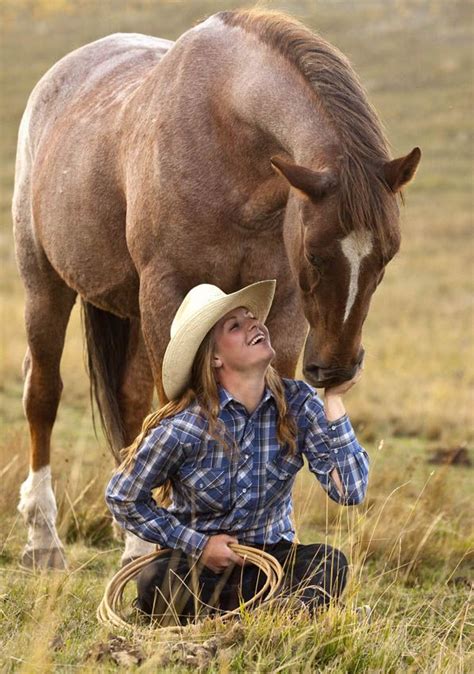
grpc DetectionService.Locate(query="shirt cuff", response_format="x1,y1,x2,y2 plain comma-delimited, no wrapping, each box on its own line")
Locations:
325,414,359,454
167,523,209,558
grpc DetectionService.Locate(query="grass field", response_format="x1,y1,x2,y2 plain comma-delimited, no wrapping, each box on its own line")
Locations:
1,0,473,672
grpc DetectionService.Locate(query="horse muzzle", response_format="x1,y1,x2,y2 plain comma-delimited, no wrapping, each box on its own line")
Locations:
303,349,365,389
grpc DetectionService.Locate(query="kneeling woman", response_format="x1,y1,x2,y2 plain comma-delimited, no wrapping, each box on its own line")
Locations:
105,280,369,622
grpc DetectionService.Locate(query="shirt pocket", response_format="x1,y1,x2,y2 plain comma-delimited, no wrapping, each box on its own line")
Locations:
178,466,233,513
265,453,303,507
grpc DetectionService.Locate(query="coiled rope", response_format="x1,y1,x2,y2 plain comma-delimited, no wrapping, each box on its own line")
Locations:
97,543,284,633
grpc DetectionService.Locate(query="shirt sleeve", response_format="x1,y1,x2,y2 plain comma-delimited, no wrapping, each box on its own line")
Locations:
301,394,369,505
105,422,209,558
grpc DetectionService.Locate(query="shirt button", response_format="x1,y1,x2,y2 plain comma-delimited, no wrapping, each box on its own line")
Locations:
331,425,336,430
242,488,247,493
244,454,249,459
198,483,203,488
334,449,338,454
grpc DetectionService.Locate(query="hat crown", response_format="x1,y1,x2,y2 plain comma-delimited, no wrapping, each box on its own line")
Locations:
170,284,226,338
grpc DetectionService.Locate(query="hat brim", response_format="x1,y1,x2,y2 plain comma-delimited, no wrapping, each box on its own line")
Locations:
162,280,276,400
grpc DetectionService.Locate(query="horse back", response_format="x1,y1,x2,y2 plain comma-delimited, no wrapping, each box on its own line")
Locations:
21,33,172,156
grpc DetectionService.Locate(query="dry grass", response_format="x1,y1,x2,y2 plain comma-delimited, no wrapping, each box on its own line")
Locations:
1,0,473,671
1,423,472,672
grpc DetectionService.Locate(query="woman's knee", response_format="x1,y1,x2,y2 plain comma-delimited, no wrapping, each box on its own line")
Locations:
135,552,182,613
295,543,349,596
136,559,164,598
324,546,349,593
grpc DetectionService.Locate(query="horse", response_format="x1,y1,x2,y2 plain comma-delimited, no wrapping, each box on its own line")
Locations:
12,9,420,569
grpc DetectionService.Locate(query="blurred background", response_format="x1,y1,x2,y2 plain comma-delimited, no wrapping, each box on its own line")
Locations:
0,0,472,544
0,0,474,445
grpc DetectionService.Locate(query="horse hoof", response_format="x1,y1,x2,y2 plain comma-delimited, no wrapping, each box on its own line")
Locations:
20,546,68,570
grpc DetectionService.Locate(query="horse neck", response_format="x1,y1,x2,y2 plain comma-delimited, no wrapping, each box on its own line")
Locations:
221,52,340,228
231,47,340,169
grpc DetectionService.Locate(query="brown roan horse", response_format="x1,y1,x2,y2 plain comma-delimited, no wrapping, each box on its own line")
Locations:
13,10,420,568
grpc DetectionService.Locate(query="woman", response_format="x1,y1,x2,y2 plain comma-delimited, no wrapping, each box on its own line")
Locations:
105,280,369,623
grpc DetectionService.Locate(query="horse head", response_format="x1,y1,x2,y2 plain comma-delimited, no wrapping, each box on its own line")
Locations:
271,147,421,388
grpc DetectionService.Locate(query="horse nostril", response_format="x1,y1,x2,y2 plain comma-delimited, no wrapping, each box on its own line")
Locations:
303,366,323,385
303,363,325,378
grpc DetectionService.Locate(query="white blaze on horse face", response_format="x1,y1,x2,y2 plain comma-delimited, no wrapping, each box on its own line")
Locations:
18,465,62,550
340,230,373,323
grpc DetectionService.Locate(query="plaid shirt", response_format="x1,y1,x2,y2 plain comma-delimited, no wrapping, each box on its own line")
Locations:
105,379,369,558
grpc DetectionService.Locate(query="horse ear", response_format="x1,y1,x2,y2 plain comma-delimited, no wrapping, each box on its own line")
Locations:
270,156,337,201
383,147,421,193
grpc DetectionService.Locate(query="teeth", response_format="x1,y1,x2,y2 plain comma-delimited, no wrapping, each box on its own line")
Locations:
250,334,264,345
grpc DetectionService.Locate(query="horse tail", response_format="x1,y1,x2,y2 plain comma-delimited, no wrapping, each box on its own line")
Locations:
81,300,130,462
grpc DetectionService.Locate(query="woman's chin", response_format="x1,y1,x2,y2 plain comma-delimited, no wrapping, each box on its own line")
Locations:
260,343,276,365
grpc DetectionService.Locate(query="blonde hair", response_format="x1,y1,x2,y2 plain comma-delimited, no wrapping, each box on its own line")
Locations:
118,327,297,506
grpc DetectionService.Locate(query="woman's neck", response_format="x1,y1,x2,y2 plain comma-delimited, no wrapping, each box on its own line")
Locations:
218,369,267,415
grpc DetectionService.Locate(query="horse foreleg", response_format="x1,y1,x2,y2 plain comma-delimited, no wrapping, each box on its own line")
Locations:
138,269,184,403
116,320,157,564
18,283,76,570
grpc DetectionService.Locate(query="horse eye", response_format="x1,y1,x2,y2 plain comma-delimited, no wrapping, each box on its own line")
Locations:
308,253,325,272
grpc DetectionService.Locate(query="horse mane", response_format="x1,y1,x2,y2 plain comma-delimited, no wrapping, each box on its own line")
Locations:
217,9,397,254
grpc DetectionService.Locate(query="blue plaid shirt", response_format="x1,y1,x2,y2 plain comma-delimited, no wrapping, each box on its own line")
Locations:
105,379,369,558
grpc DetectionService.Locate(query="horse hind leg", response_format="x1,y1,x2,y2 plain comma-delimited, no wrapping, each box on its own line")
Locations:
18,276,76,570
116,320,156,565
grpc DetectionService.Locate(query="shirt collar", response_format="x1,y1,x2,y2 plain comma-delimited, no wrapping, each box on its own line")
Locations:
218,384,275,412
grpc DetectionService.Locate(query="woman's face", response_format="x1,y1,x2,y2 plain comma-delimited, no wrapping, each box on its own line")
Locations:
212,306,275,376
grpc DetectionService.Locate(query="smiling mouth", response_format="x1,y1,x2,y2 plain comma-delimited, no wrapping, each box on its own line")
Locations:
248,333,266,346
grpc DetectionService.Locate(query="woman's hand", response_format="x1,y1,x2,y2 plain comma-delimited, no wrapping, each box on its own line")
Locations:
200,534,244,574
325,368,363,397
324,369,363,421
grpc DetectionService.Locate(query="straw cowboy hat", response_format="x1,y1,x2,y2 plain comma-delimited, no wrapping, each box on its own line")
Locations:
162,280,276,400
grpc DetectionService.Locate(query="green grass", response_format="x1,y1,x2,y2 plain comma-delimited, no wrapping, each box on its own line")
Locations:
0,0,473,671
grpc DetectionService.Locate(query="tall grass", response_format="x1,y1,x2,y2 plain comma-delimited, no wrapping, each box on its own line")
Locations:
1,426,472,672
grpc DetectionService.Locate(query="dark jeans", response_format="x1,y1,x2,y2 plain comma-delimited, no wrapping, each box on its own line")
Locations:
135,541,348,624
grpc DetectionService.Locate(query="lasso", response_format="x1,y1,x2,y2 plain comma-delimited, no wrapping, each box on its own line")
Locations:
98,543,284,633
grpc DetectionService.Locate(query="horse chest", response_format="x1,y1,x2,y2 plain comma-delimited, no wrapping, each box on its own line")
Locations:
161,219,286,290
